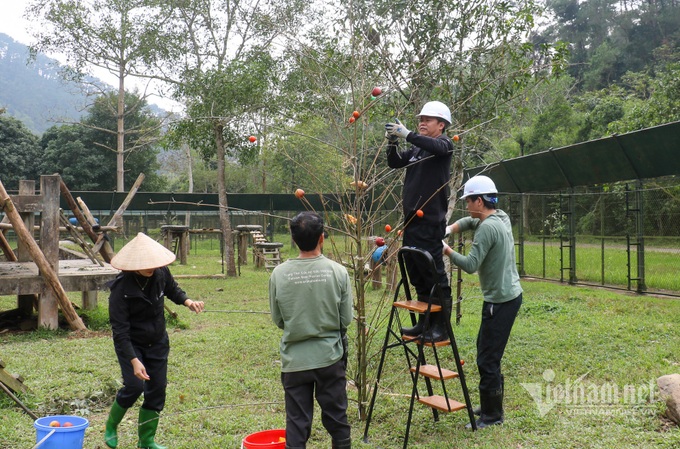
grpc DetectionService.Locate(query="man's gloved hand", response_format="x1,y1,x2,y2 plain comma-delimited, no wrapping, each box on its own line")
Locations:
385,118,411,139
385,130,398,142
442,241,453,257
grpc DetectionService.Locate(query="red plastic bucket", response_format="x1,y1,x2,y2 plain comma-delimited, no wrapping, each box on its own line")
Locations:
241,429,286,449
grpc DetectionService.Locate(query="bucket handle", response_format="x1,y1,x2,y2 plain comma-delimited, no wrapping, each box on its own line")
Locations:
32,429,56,449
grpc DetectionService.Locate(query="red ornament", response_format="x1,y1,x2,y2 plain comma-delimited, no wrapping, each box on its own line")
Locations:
353,110,360,119
416,209,424,218
372,87,382,97
349,116,356,124
248,135,257,143
375,237,385,247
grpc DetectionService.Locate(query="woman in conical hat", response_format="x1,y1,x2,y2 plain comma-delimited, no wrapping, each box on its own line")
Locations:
104,233,204,449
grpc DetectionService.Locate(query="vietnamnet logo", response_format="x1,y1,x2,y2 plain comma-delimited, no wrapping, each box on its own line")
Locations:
521,369,658,417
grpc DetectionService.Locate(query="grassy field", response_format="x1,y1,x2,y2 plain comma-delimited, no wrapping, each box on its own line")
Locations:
521,238,680,292
1,237,679,448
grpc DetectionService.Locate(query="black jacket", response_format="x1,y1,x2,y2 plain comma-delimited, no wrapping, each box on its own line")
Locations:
387,132,454,225
108,266,188,362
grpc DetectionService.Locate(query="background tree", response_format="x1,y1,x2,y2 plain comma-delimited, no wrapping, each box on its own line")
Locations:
28,0,175,191
162,0,306,276
39,91,164,191
0,114,42,190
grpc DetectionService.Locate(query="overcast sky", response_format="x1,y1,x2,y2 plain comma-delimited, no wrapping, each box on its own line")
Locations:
1,1,33,45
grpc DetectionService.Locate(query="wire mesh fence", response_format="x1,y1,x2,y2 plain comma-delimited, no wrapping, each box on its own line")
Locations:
498,178,680,297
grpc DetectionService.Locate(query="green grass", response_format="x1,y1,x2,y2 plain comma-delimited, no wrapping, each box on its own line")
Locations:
521,238,680,292
1,241,679,448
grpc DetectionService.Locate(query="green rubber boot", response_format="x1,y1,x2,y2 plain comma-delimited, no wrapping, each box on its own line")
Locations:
104,399,128,448
137,407,167,449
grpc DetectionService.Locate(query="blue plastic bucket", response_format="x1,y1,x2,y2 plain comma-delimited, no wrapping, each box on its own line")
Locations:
34,415,88,449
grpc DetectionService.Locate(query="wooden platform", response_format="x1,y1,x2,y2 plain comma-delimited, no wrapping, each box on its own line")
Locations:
0,259,118,296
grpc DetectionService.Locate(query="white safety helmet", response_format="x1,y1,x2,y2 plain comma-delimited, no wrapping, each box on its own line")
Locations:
417,101,452,125
460,175,498,200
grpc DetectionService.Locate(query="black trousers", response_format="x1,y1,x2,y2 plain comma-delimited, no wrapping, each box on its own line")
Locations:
115,334,170,412
281,359,350,448
402,219,451,300
476,294,522,392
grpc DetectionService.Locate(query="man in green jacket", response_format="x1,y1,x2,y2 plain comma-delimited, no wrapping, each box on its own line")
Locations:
443,175,523,429
269,212,354,449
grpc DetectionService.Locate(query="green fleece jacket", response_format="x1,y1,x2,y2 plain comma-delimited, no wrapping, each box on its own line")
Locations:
449,210,523,303
269,255,354,372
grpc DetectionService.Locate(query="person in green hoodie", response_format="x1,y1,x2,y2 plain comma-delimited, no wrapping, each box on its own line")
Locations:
269,212,353,449
443,175,523,429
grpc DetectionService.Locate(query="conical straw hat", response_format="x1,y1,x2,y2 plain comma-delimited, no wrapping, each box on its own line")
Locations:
110,233,176,271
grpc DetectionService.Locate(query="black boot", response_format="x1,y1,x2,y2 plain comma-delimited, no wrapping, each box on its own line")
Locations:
401,295,430,336
467,389,504,429
422,297,452,343
401,315,426,336
332,437,351,449
473,375,503,416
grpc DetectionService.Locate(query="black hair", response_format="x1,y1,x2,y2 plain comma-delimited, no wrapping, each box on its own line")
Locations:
290,211,324,251
467,194,498,210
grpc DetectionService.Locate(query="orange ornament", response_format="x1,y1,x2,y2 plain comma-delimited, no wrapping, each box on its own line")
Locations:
453,135,460,142
385,224,392,233
416,209,424,217
353,111,360,118
248,135,257,143
294,189,305,199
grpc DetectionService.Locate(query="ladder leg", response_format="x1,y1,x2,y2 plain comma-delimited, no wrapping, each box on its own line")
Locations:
363,304,400,442
446,318,477,430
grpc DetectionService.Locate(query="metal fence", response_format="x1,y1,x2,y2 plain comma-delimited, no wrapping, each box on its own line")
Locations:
3,179,678,296
492,178,680,297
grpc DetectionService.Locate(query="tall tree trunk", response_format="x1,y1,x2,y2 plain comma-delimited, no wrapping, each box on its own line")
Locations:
184,142,193,227
214,123,237,276
116,40,126,192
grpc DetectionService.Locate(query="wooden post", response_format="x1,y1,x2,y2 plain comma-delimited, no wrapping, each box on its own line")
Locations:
0,179,86,331
370,258,382,289
17,180,35,316
82,290,98,310
178,230,189,265
238,231,248,265
38,175,60,329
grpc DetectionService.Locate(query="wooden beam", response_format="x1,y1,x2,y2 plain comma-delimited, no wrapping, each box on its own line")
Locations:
0,367,28,395
0,231,15,261
0,179,86,331
59,177,115,263
0,223,118,232
107,172,145,228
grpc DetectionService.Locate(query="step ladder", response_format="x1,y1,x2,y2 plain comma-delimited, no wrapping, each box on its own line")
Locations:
363,247,476,448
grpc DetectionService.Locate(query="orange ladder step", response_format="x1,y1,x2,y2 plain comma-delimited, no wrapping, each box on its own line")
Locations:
411,364,458,380
418,395,466,413
402,335,451,347
393,300,442,313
